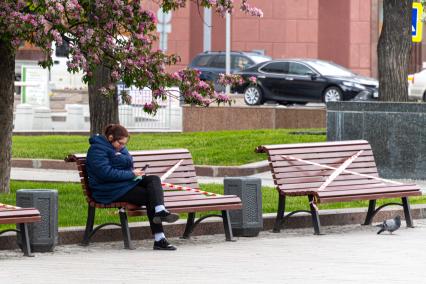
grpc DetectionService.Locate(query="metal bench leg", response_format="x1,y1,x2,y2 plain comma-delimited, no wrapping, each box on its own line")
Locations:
81,206,96,246
221,210,235,241
402,197,414,228
119,210,135,250
363,200,377,225
19,223,33,257
308,195,321,235
182,212,196,239
273,195,286,233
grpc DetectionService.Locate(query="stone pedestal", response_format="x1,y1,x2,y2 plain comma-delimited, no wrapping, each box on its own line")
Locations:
66,104,84,130
327,101,426,179
33,106,53,130
14,104,33,130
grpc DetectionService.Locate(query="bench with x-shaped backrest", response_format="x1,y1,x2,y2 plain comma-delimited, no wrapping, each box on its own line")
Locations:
256,140,421,234
0,203,41,256
66,148,242,249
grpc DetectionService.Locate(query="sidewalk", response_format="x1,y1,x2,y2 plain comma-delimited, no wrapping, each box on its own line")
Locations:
2,220,426,283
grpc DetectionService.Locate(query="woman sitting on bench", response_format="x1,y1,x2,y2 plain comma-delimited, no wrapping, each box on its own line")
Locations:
86,124,178,250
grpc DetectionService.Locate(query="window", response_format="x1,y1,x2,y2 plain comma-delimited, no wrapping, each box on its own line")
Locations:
232,56,252,70
308,60,354,77
55,41,69,58
192,55,211,67
288,63,314,75
210,55,226,68
260,62,289,74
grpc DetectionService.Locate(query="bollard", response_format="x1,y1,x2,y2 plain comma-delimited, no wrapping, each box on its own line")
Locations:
32,107,53,130
14,104,34,131
224,177,263,237
16,189,58,252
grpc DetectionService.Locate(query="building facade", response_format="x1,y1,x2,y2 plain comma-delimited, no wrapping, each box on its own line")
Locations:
16,0,426,81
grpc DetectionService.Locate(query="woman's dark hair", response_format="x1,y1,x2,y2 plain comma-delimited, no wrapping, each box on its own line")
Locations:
104,124,129,142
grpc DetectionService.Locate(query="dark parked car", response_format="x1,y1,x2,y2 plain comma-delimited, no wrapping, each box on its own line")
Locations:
189,51,271,91
233,59,379,105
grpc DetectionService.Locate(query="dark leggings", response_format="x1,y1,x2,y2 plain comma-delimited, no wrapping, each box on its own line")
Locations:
115,175,164,234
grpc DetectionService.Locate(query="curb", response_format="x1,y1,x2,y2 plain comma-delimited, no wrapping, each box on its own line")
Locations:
2,204,426,251
11,159,270,177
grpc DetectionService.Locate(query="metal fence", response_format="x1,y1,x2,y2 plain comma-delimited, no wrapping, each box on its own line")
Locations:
117,84,181,131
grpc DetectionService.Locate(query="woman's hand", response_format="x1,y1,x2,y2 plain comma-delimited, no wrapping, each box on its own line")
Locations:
133,168,145,177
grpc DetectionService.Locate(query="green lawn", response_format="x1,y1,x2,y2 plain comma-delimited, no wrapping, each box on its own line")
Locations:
12,129,326,165
1,181,425,230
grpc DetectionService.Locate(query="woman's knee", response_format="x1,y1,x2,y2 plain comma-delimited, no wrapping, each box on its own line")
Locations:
144,175,161,183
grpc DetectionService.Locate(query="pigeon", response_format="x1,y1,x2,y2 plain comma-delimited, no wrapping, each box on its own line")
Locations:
376,216,401,234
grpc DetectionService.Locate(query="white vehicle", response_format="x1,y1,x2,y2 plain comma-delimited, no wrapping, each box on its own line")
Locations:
50,42,86,90
408,69,426,101
15,42,87,91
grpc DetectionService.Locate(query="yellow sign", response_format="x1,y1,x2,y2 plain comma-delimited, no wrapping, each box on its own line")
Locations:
412,2,423,42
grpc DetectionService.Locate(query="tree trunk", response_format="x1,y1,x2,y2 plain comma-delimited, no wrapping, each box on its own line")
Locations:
377,0,413,102
0,40,15,194
88,64,119,135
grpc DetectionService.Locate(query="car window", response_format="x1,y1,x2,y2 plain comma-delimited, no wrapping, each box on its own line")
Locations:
250,55,271,64
210,55,226,68
232,56,252,70
260,62,289,74
308,60,354,77
55,41,69,57
192,55,212,67
289,62,314,75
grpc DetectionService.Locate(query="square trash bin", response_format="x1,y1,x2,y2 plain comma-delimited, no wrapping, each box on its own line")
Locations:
16,189,58,252
224,177,263,237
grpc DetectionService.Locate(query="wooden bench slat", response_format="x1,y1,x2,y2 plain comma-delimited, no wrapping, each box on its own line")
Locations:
128,149,190,155
168,203,242,213
165,194,237,202
0,216,42,225
127,203,243,216
270,155,375,167
162,177,199,184
268,150,374,162
317,184,421,198
132,153,192,162
279,178,384,190
271,162,378,174
273,168,378,179
164,190,202,197
267,144,372,155
275,173,382,185
133,159,193,168
165,197,242,208
320,190,422,203
0,209,41,218
155,171,198,179
258,140,369,151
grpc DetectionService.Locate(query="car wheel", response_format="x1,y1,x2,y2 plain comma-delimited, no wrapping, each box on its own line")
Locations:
244,86,263,105
323,86,343,103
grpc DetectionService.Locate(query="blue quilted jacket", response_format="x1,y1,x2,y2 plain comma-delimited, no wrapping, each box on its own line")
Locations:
86,135,139,204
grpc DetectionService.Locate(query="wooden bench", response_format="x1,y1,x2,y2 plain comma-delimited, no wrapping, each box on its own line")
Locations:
0,203,41,256
256,140,422,234
65,148,242,249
